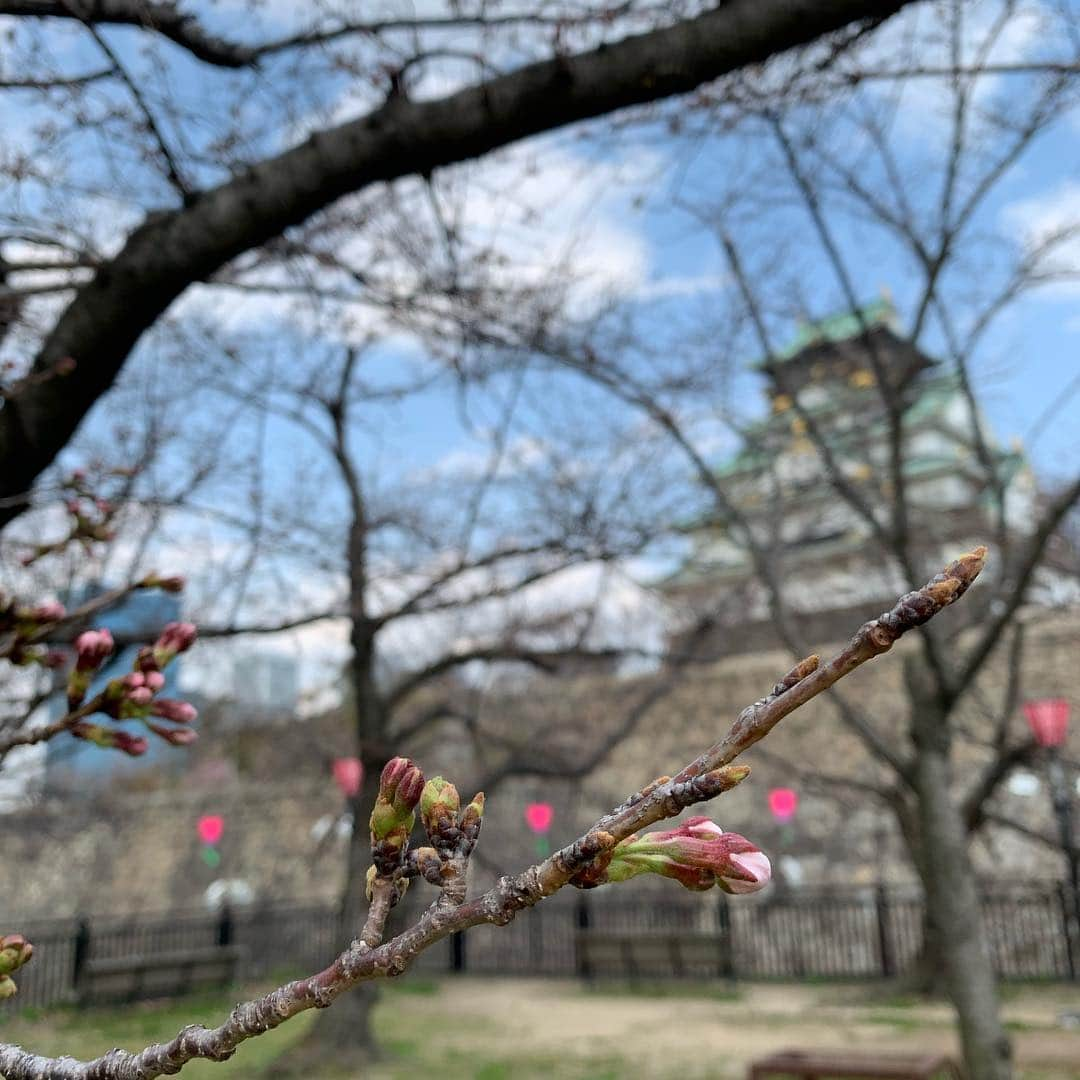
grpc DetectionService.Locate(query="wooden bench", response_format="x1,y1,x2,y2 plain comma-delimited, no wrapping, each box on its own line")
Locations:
77,945,246,1005
575,931,731,980
749,1050,961,1080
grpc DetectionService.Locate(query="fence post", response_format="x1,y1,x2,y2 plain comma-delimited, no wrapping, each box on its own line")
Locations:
451,930,466,974
1058,881,1078,981
875,885,895,977
575,893,591,979
529,904,544,974
72,916,91,998
716,895,735,980
216,905,234,948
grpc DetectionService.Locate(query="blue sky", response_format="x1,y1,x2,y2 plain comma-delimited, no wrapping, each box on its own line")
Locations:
5,1,1079,576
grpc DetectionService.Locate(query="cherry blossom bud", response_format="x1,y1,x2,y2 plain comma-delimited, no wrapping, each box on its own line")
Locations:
603,816,771,894
111,730,149,757
127,686,153,707
380,757,425,815
0,935,32,977
74,628,114,671
21,601,65,624
143,670,166,692
420,777,460,852
71,722,148,757
152,621,197,666
152,699,197,724
459,791,485,850
68,629,114,707
139,574,186,593
370,757,425,876
147,721,198,746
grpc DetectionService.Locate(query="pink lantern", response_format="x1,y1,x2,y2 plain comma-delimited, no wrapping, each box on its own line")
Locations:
1024,698,1070,749
768,788,798,824
197,815,224,847
332,757,363,798
525,802,554,835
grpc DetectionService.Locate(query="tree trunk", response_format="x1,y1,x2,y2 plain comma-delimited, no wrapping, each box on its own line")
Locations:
908,662,1013,1080
893,799,949,997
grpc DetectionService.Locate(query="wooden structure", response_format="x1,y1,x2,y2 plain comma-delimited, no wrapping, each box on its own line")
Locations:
749,1050,961,1080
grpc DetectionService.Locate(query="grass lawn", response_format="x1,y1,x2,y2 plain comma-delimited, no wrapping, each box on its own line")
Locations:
2,978,1079,1078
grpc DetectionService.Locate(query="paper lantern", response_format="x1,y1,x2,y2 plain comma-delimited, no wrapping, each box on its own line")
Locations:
197,815,224,846
525,802,554,835
332,757,363,798
768,788,798,824
1023,699,1070,749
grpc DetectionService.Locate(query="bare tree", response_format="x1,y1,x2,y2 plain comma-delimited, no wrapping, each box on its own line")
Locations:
0,548,987,1078
527,6,1080,1075
0,0,942,520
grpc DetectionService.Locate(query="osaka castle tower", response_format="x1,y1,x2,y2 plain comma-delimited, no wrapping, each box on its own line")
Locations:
665,296,1076,654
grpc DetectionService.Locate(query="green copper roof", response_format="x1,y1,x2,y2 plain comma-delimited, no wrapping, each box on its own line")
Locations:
768,297,902,364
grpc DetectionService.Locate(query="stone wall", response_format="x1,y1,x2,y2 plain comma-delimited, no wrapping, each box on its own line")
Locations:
3,608,1077,921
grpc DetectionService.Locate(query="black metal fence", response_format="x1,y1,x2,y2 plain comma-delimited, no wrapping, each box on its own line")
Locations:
4,883,1076,1011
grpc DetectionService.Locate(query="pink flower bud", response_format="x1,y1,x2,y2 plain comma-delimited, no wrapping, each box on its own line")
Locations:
112,731,149,757
25,601,65,624
134,646,158,673
605,816,771,895
147,721,198,746
74,628,114,671
143,670,165,692
121,672,145,690
151,699,197,724
153,621,197,665
127,686,153,707
380,757,425,813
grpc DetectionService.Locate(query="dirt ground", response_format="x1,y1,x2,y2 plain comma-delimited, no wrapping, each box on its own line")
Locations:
377,978,1080,1078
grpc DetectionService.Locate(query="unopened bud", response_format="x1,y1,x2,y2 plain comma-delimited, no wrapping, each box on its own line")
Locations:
21,601,65,625
139,574,186,593
420,777,460,852
370,758,425,876
601,817,771,894
74,628,114,671
151,698,197,724
459,791,485,850
72,722,148,757
412,845,444,886
152,621,197,666
147,721,198,746
380,757,425,813
0,935,33,976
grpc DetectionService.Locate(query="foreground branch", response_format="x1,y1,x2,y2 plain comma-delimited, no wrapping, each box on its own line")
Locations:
0,547,985,1079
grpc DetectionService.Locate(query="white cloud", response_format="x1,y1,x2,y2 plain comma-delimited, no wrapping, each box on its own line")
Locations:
1002,181,1080,295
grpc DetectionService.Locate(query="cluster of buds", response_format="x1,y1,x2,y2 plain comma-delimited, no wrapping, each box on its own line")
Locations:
20,469,119,566
66,621,199,757
571,816,771,894
369,757,425,878
0,596,68,667
367,758,485,901
0,933,33,1000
